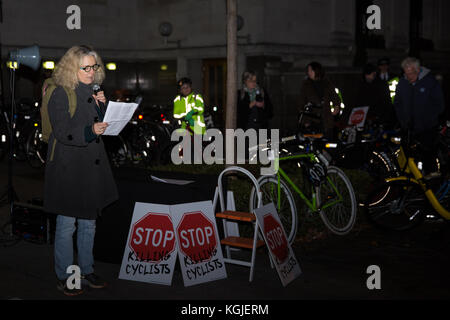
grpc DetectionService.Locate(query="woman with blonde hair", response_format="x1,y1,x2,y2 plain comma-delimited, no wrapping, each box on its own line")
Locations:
44,45,118,296
237,71,273,130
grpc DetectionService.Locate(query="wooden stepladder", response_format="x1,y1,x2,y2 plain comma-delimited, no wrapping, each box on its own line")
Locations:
212,166,270,282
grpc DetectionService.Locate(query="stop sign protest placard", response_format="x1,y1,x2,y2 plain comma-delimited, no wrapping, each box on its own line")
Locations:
263,214,289,265
119,203,178,286
350,110,365,125
129,212,176,263
177,211,217,263
171,201,227,287
254,203,301,287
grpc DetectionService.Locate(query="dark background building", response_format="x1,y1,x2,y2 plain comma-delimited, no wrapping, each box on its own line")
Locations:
1,0,449,134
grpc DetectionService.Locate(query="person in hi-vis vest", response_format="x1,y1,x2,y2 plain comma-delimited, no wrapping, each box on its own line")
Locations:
173,77,206,135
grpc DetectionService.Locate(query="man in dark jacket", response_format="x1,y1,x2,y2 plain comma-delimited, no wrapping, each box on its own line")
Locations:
393,57,445,175
377,57,397,82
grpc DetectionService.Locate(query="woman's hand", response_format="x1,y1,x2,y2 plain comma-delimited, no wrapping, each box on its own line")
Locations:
92,122,109,135
93,91,107,106
249,101,257,108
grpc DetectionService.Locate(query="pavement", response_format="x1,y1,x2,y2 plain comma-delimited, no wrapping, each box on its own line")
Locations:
1,157,450,308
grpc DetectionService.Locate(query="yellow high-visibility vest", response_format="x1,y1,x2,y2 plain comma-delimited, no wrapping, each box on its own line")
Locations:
173,92,206,134
388,77,399,103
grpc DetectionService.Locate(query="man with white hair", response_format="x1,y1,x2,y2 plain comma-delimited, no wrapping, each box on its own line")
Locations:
393,57,445,176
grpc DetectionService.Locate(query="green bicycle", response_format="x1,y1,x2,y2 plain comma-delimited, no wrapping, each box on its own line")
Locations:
249,133,357,244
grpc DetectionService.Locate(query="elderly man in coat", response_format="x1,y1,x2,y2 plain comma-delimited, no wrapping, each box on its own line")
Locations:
393,57,446,176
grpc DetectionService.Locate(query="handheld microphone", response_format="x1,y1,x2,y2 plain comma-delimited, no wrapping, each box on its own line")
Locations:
92,84,106,111
93,84,101,95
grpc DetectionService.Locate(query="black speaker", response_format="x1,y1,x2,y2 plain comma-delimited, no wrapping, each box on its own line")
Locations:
93,167,218,264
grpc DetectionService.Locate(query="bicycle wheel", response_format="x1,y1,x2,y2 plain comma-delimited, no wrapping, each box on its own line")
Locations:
363,151,397,206
364,180,426,231
366,151,397,179
103,135,129,167
316,166,357,235
249,176,298,245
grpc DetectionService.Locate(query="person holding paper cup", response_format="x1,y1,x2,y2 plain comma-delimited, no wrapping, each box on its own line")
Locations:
43,45,118,296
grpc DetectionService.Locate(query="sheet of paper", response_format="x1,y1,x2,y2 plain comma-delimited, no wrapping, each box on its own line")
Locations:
102,101,139,136
150,175,194,186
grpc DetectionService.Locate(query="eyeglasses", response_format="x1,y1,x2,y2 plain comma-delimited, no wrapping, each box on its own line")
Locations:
80,64,100,72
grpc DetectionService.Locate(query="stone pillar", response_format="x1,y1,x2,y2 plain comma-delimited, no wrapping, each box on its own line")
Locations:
384,0,410,50
237,51,246,88
176,56,188,81
435,0,450,50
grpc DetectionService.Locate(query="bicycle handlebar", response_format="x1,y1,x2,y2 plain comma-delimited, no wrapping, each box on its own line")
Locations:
281,132,325,144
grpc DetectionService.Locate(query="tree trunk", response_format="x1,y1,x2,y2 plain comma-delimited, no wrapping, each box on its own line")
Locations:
226,0,237,130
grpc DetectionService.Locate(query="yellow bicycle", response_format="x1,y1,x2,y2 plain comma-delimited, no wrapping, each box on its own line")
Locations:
364,136,450,231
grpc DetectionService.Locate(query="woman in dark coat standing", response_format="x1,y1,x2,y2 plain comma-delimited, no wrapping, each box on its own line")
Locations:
298,62,341,139
44,45,118,295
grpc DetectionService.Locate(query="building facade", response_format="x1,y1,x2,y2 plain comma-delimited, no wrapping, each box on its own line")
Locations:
1,0,449,133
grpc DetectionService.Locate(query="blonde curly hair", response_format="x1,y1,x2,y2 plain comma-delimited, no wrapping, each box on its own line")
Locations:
52,45,105,90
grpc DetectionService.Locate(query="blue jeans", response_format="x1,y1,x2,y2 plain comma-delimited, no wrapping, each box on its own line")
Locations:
54,215,96,280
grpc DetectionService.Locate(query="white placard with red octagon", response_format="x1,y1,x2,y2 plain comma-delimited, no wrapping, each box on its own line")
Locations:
254,203,302,287
118,202,178,286
348,106,370,128
170,200,227,287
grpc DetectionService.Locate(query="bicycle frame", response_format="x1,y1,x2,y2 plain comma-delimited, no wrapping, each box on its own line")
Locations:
386,146,450,220
273,153,343,213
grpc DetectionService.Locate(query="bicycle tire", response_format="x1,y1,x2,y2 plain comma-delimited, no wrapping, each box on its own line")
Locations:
249,176,298,245
104,135,129,167
364,180,426,231
316,166,357,235
367,151,396,178
362,151,397,206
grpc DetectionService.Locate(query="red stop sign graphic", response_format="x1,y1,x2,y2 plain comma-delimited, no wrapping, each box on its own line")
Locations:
263,214,289,264
350,110,365,125
177,211,217,263
129,212,176,263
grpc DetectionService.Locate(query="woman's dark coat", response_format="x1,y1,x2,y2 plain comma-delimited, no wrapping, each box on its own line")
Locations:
44,82,118,219
237,87,273,130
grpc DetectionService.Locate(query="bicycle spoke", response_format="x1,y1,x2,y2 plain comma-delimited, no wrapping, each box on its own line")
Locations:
365,180,426,231
369,204,394,220
318,167,357,235
252,177,297,245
